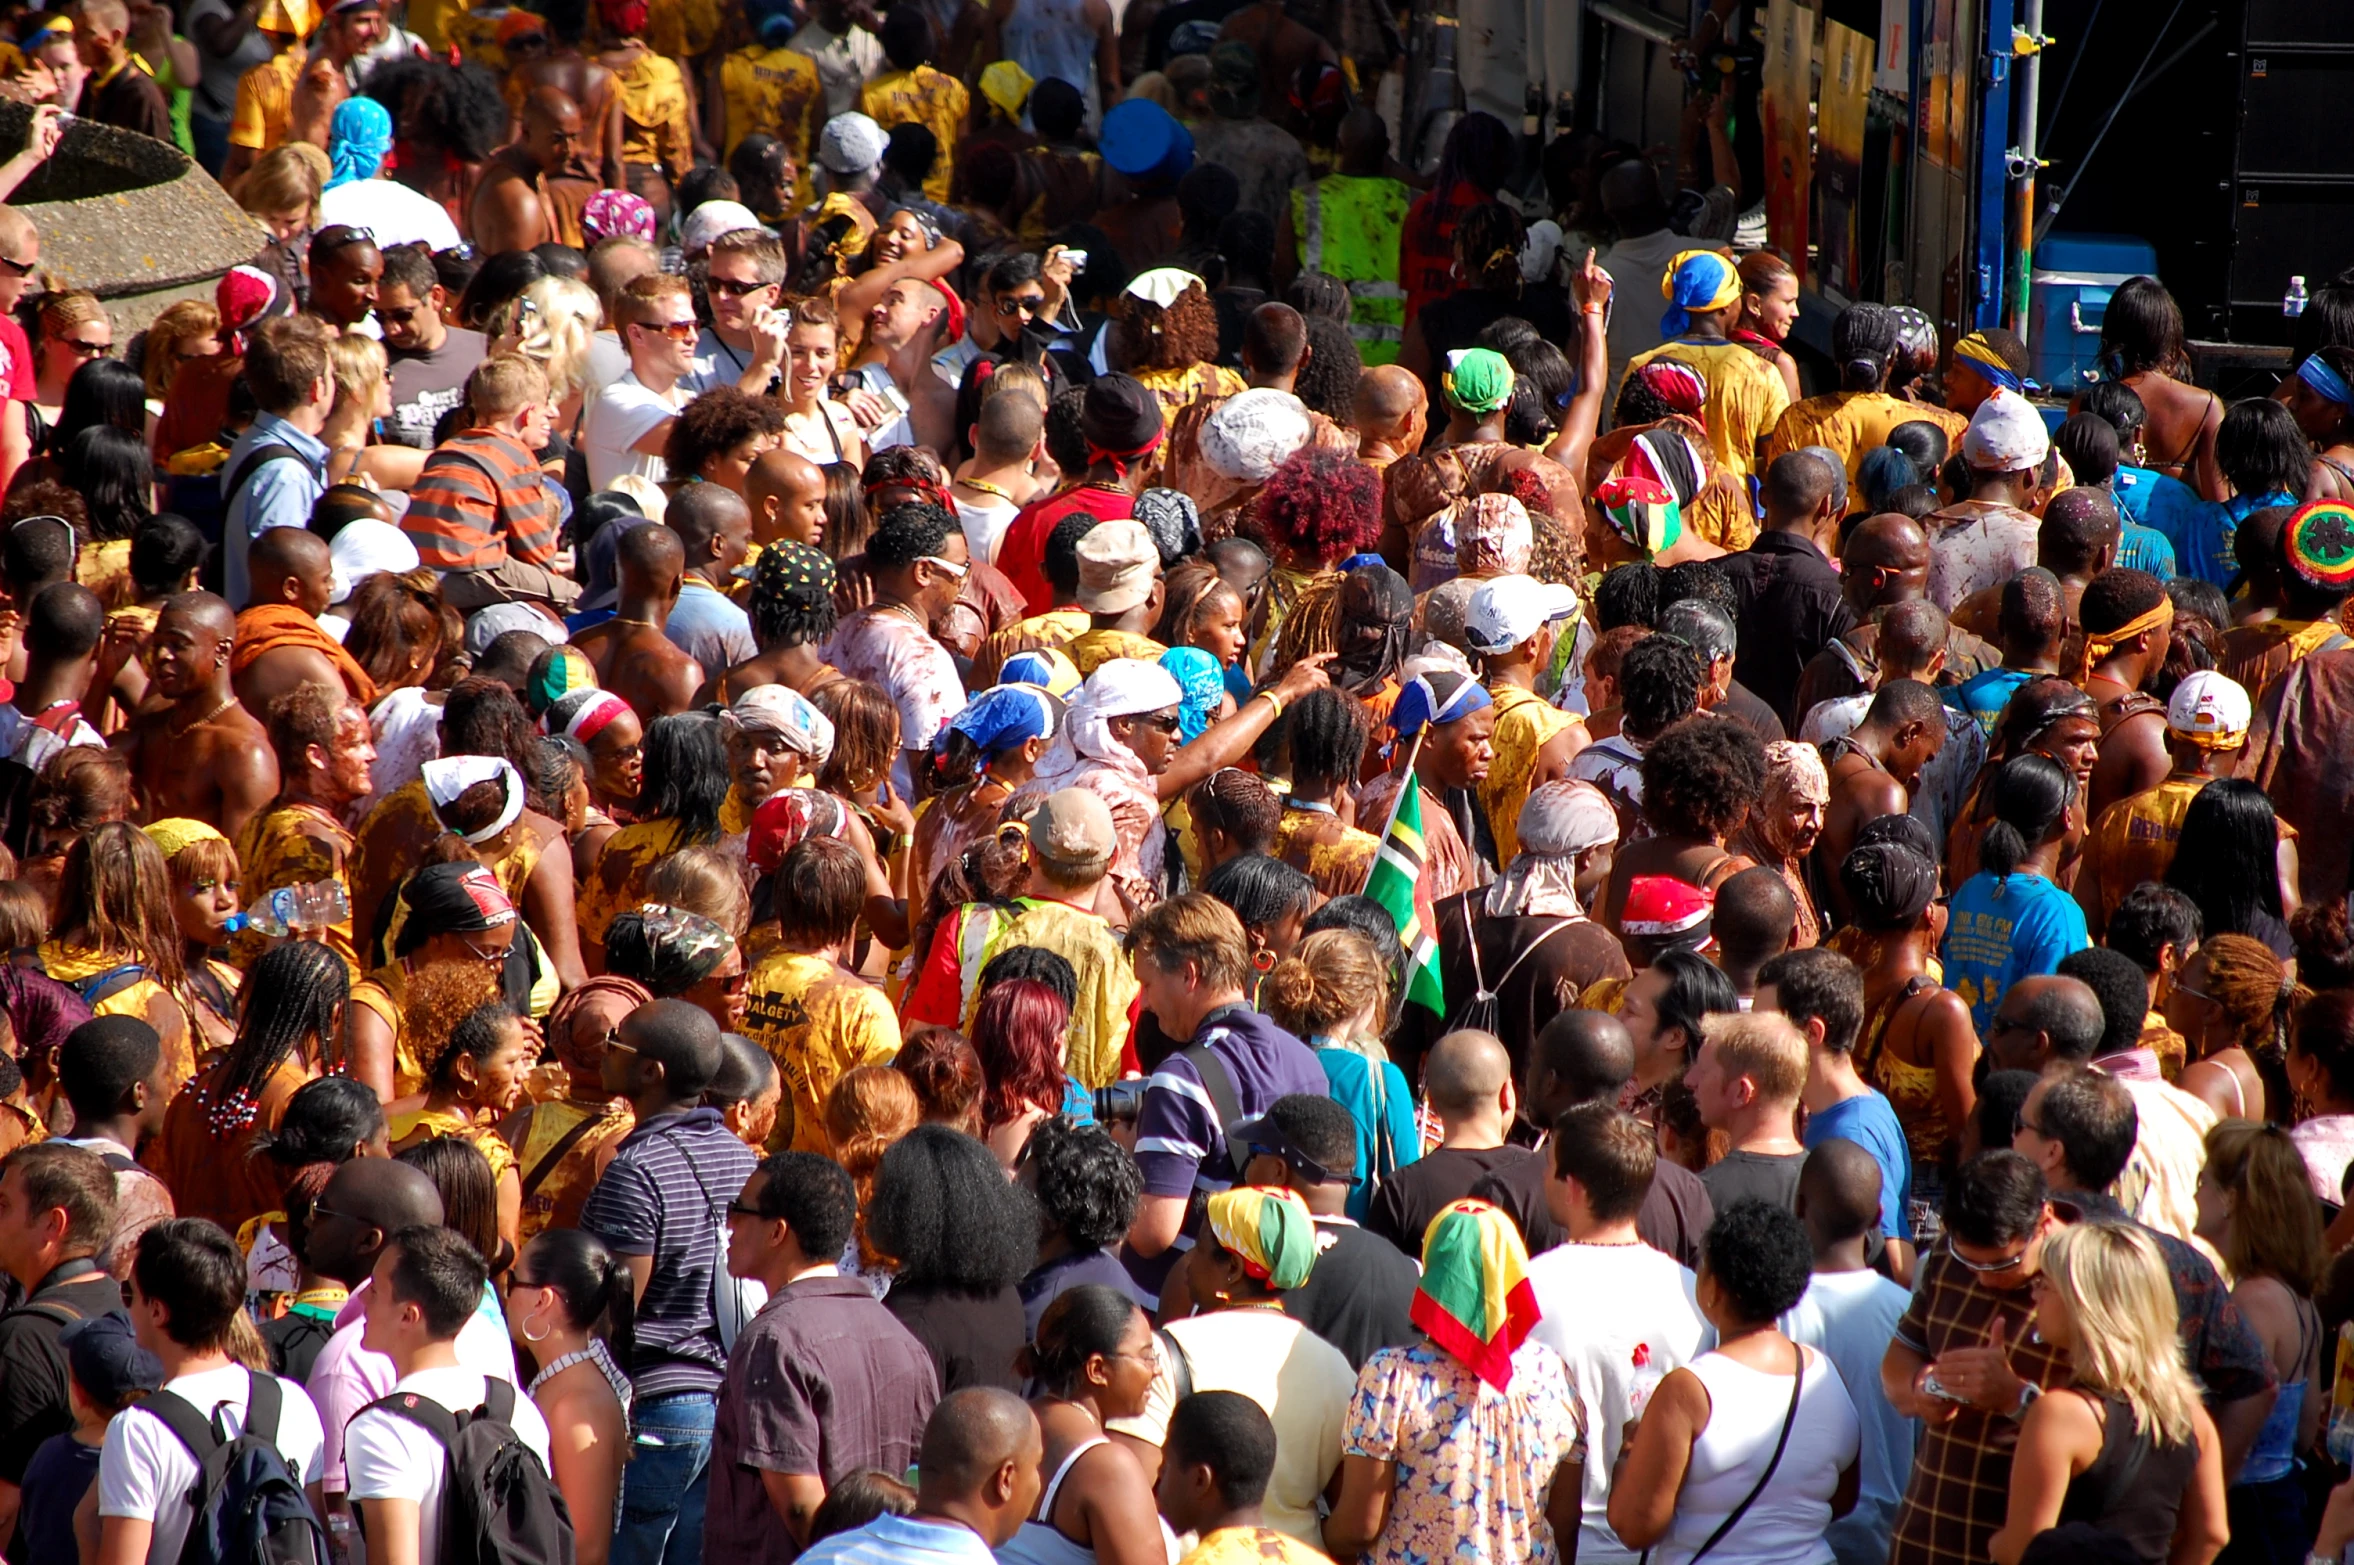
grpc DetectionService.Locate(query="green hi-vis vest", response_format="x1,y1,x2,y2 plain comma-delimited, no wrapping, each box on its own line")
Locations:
1293,173,1412,365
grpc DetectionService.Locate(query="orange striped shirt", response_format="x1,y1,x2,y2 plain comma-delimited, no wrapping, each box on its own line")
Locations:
403,430,560,571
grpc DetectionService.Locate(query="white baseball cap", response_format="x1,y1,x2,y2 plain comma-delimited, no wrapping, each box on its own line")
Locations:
2165,670,2251,748
1464,575,1580,657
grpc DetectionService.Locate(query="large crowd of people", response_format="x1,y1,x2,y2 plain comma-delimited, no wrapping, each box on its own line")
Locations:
0,5,2343,1565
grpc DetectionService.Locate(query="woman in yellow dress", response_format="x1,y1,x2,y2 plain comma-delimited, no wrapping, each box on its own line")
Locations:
39,823,198,1089
147,819,246,1065
345,861,530,1102
387,991,535,1267
1108,269,1244,426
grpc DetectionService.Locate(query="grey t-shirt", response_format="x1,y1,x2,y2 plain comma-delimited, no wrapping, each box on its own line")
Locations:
386,327,488,449
1699,1148,1807,1214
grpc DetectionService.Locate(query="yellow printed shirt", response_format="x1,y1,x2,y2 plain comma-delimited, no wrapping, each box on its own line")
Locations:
578,817,694,945
230,801,359,979
39,942,196,1091
1133,362,1247,429
353,780,546,963
858,66,968,203
741,950,901,1155
615,49,694,177
1476,685,1579,867
901,898,1138,1088
1762,389,1923,485
1272,807,1379,903
387,1105,519,1183
720,44,824,208
971,608,1089,686
648,0,723,62
1066,628,1167,675
1626,337,1791,490
514,1097,634,1240
228,48,300,152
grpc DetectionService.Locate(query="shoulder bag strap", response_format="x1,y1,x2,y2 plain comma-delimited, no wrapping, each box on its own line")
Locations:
1683,1342,1809,1565
521,1108,610,1198
1181,1042,1246,1176
1154,1327,1194,1402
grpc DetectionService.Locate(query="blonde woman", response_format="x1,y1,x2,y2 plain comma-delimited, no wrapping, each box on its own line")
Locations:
1988,1221,2227,1565
321,334,427,493
139,301,223,429
1261,927,1415,1221
233,143,325,307
487,275,602,436
33,291,109,432
2194,1120,2325,1549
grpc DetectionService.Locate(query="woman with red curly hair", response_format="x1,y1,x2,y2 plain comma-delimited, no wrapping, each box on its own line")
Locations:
1109,269,1244,424
970,977,1072,1167
1255,446,1385,674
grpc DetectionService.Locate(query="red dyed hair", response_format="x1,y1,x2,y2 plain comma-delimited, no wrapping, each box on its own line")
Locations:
971,979,1071,1131
1258,447,1383,568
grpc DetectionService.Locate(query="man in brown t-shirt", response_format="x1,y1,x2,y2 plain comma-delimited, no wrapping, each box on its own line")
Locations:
71,0,176,143
709,1153,938,1563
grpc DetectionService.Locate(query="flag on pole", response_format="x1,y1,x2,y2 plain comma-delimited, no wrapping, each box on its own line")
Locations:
1365,777,1445,1016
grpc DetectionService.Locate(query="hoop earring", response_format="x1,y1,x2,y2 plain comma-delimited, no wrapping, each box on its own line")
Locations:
1252,949,1275,974
522,1304,555,1344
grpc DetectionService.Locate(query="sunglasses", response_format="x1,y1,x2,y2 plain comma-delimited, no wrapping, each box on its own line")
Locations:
709,276,776,299
1139,713,1182,735
919,554,969,580
636,319,698,342
725,1199,766,1219
0,255,33,277
462,937,508,966
995,291,1047,317
62,338,107,357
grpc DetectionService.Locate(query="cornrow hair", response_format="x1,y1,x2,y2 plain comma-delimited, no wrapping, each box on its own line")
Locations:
1190,767,1280,855
1284,688,1368,790
194,941,351,1137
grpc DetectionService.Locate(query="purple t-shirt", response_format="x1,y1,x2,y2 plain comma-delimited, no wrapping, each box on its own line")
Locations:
1133,1004,1327,1205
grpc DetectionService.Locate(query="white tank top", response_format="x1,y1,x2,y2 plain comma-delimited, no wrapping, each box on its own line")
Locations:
1653,1345,1861,1565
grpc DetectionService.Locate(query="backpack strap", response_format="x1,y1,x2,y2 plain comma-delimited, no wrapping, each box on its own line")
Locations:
480,1377,516,1423
137,1388,225,1463
242,1368,283,1447
5,1299,84,1329
74,963,150,1007
520,1108,609,1198
364,1390,463,1446
222,440,320,505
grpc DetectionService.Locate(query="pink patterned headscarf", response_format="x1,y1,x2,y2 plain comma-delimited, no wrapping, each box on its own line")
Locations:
582,189,657,244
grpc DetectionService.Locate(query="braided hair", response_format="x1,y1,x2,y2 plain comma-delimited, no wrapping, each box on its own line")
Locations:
196,942,350,1136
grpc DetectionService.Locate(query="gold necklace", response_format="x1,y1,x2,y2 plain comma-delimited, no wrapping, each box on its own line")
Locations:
167,694,237,739
612,615,664,630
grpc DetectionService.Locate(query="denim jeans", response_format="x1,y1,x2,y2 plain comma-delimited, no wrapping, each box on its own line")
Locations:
610,1390,718,1565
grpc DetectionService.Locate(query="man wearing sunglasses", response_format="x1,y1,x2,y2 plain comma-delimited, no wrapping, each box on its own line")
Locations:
683,228,791,398
585,272,698,489
821,502,967,799
1877,1149,2073,1565
377,244,485,449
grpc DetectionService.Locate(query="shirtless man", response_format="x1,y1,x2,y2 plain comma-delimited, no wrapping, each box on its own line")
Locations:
231,529,361,715
1815,676,1947,921
113,593,278,843
850,278,959,454
2077,566,2175,821
472,88,588,255
1214,3,1330,138
506,17,623,187
746,446,829,550
570,522,704,720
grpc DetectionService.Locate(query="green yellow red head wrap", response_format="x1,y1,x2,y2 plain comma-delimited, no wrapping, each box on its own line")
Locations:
1411,1198,1541,1390
2284,500,2354,594
1204,1185,1318,1291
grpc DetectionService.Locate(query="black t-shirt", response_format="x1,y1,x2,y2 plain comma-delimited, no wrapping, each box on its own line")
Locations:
884,1283,1027,1395
1700,1149,1807,1214
1472,1147,1715,1271
1282,1218,1420,1369
1716,682,1788,744
1367,1145,1535,1255
0,1268,122,1492
263,1308,338,1386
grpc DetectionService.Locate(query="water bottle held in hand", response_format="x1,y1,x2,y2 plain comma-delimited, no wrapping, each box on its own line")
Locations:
1626,1341,1665,1421
225,880,349,937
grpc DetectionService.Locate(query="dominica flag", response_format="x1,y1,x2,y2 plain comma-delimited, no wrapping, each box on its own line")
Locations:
1365,779,1445,1017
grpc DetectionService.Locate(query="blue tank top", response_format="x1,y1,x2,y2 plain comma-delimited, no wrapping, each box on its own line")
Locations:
2239,1301,2315,1485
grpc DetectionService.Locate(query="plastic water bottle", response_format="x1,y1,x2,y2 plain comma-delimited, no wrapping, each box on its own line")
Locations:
224,880,350,938
1626,1341,1666,1422
2286,275,2310,319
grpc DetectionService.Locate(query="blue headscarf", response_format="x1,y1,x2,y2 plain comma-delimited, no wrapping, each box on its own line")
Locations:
1659,249,1742,338
1390,669,1494,739
945,684,1058,762
1160,646,1225,742
324,97,395,191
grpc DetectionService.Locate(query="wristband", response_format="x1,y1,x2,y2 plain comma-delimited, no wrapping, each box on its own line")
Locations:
1256,690,1285,719
1582,305,1606,316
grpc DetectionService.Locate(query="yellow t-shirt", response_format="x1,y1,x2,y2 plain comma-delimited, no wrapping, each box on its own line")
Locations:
387,1105,519,1183
648,0,723,65
578,816,694,945
741,949,901,1155
614,49,694,178
1476,685,1579,868
230,801,360,979
1762,389,1922,484
1065,628,1167,675
38,942,197,1090
719,44,824,208
1626,336,1791,494
858,66,968,203
228,48,301,152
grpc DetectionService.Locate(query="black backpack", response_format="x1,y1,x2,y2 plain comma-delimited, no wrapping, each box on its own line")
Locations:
140,1370,330,1565
361,1378,576,1565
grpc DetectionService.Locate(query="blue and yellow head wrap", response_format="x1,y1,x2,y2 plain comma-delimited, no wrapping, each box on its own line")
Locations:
1952,331,2025,395
1659,249,1742,338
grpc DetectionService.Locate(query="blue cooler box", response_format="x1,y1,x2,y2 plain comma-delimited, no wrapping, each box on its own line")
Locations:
2029,232,2161,394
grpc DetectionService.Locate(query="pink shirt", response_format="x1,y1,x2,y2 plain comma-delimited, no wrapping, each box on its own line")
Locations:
308,1277,519,1491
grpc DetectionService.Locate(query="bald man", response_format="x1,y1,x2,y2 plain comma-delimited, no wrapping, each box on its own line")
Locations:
1791,514,1998,723
113,592,278,841
902,1389,1044,1550
571,522,705,720
747,447,830,551
1356,363,1427,471
666,484,758,672
71,0,174,141
472,87,589,254
1365,1029,1517,1253
304,1157,521,1515
231,527,375,714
